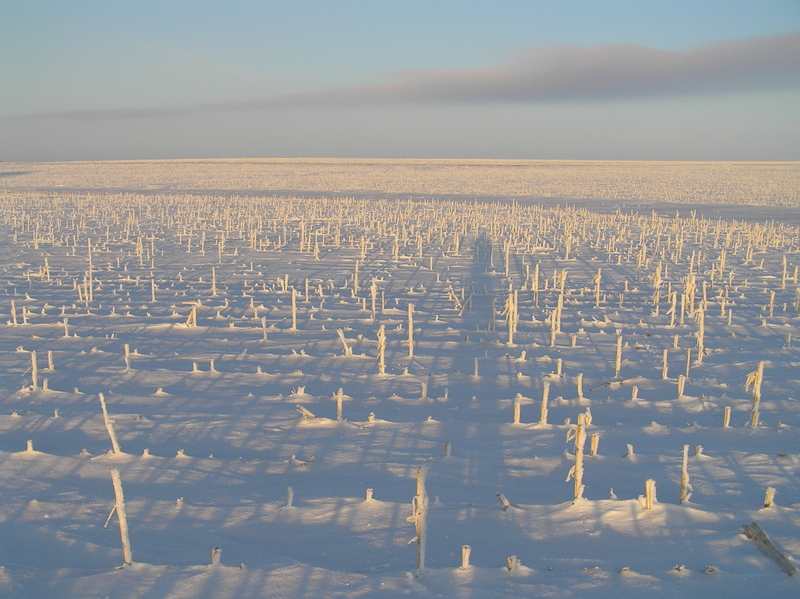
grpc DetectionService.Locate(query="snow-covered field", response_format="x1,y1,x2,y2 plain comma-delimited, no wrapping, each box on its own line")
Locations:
1,160,799,598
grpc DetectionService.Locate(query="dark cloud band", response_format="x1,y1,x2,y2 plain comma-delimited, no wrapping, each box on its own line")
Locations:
11,32,800,120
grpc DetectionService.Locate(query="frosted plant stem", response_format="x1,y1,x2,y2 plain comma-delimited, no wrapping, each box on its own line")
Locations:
99,393,121,454
407,303,414,358
461,545,471,569
680,445,691,503
30,351,38,389
645,478,656,510
377,325,386,374
539,383,550,425
110,469,133,565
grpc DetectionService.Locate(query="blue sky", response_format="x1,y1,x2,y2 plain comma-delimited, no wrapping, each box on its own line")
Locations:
1,1,799,161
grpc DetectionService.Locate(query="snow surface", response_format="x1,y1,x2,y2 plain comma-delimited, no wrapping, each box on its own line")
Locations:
0,160,799,598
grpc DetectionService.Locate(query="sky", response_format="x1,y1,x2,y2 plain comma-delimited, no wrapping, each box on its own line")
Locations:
1,1,799,162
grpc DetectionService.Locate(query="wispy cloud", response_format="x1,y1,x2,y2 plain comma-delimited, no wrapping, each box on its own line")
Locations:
12,32,800,120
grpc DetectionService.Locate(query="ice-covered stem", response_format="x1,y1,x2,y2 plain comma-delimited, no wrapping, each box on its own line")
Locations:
334,388,344,421
539,383,550,425
461,545,471,569
506,288,518,345
295,404,316,419
86,238,94,303
593,268,602,307
30,351,39,389
764,487,776,508
370,279,377,319
186,305,197,327
668,291,677,327
285,486,294,508
63,317,69,338
661,349,669,380
792,254,800,289
123,344,131,371
614,335,623,378
99,393,122,454
590,433,600,456
723,406,731,428
10,300,18,325
685,348,692,378
407,467,428,570
550,293,563,347
290,287,298,330
496,492,511,511
211,547,222,566
513,394,521,424
337,329,353,357
741,522,797,576
576,373,584,400
110,469,133,565
645,478,656,510
746,361,764,428
679,293,686,326
261,316,268,341
407,303,414,358
377,325,386,374
677,375,686,397
695,307,705,363
566,413,587,501
680,445,691,503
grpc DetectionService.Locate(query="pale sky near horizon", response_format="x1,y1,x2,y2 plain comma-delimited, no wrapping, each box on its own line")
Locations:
1,1,799,162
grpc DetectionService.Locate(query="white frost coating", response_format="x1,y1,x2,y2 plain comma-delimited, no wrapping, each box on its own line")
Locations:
377,325,386,374
539,383,550,425
461,545,471,569
742,522,797,576
645,478,657,510
407,303,414,358
680,445,692,503
566,413,587,501
746,361,765,427
110,469,133,565
407,467,428,570
0,162,798,598
30,351,38,389
99,393,121,455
